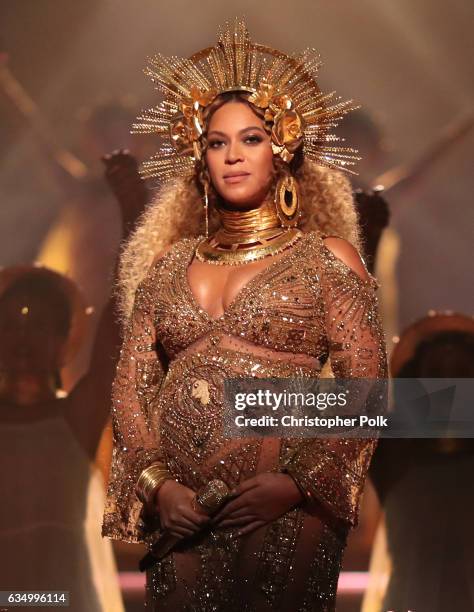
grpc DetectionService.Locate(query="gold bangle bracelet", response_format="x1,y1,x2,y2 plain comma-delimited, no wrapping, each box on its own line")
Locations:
138,470,171,504
137,472,172,506
136,463,173,505
141,472,170,505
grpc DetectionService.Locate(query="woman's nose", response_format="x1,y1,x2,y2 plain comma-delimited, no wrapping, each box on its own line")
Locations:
225,140,244,163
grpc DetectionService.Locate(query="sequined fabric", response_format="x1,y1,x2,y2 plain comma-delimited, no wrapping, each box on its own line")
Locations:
102,229,388,611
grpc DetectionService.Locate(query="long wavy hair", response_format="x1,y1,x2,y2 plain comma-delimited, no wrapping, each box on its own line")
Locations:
118,92,362,321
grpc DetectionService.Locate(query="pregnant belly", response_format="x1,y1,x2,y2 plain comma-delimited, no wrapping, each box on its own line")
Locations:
155,345,314,490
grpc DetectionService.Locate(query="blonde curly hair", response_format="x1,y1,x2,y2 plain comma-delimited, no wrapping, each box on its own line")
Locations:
117,158,362,322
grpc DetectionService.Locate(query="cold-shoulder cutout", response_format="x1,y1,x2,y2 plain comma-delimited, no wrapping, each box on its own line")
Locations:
321,236,370,283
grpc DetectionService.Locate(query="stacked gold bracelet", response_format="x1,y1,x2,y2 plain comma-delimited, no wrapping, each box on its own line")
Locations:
135,462,174,507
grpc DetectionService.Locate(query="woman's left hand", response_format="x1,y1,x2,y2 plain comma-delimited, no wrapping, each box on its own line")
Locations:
210,472,303,536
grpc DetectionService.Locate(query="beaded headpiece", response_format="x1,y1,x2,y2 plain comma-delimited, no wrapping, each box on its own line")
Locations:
133,19,361,182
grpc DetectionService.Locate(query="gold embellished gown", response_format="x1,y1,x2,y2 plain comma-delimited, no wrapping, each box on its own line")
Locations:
102,229,388,611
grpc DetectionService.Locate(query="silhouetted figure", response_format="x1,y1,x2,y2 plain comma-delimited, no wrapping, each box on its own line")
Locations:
369,311,474,612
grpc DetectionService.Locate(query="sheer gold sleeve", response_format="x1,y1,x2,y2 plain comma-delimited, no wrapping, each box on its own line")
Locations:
101,266,166,544
282,244,388,532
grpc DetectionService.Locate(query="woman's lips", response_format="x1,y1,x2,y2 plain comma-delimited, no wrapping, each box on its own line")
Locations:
223,173,250,184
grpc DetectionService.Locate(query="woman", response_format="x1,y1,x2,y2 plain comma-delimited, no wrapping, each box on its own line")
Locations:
0,267,124,612
102,20,388,611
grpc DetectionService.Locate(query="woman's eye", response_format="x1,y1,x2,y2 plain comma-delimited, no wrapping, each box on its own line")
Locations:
208,135,262,148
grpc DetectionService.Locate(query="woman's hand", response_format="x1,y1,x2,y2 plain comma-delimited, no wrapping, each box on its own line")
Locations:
155,479,210,539
210,472,303,536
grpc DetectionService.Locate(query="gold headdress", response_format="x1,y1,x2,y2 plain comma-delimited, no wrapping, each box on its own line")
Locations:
133,19,361,182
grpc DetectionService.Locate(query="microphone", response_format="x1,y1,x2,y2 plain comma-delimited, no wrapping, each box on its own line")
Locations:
139,479,231,572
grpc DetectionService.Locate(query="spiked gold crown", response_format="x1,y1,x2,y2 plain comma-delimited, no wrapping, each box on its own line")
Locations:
133,19,361,182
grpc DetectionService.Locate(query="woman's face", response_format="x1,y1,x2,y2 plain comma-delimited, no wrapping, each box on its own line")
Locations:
205,100,274,209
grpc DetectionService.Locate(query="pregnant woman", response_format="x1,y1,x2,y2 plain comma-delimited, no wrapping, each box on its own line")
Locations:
102,20,388,611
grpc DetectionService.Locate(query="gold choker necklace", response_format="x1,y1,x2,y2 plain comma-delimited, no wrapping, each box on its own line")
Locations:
195,200,303,265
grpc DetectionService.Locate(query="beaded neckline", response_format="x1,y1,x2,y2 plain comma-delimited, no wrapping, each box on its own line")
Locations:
180,231,312,324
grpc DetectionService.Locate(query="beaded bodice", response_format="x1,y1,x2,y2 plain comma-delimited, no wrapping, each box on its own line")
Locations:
150,229,379,368
153,231,324,360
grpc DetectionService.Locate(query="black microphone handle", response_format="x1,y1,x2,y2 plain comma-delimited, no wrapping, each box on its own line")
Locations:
139,531,178,572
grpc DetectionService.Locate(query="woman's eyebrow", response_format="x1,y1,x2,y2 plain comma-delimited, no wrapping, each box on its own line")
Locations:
208,126,266,137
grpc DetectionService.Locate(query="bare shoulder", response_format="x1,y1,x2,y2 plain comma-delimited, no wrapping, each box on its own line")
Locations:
322,236,370,282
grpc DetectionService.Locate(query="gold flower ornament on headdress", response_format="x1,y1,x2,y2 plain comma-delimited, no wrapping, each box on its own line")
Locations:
133,19,361,182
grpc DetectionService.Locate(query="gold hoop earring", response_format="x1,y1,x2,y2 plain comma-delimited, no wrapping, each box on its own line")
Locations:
274,175,299,227
203,183,209,237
